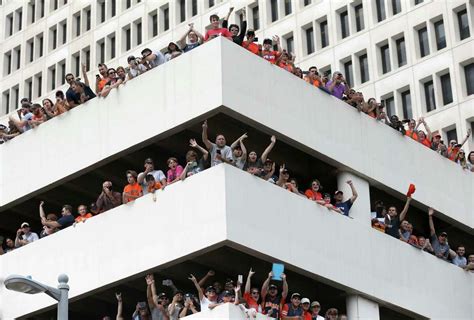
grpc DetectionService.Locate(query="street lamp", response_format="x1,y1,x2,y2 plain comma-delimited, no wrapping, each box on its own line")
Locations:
4,274,69,320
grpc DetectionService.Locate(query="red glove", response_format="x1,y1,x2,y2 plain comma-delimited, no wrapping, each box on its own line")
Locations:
407,184,416,197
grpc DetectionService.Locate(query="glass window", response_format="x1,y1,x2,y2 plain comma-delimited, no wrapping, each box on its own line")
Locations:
179,0,185,23
457,9,470,40
415,0,423,4
446,128,457,143
424,80,436,112
359,54,369,83
344,60,354,87
381,44,391,74
440,73,453,105
111,0,116,17
304,0,311,5
392,0,401,15
401,90,412,119
340,10,349,39
383,96,395,116
284,0,292,16
86,8,91,31
192,0,197,16
75,14,81,36
376,0,386,22
125,28,131,51
465,63,474,95
252,6,259,30
434,20,446,50
354,4,364,32
152,12,158,37
136,21,142,45
396,37,406,67
270,0,278,22
418,27,429,57
306,27,314,55
286,36,294,55
164,7,169,31
320,20,328,48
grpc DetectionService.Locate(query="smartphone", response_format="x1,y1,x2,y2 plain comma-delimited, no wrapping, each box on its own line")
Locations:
216,149,221,155
162,279,172,286
238,275,243,284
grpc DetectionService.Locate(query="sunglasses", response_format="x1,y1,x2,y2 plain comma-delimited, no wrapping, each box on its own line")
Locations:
108,71,116,75
251,291,259,295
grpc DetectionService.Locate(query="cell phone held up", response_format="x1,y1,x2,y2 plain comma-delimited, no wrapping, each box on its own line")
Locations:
216,149,221,155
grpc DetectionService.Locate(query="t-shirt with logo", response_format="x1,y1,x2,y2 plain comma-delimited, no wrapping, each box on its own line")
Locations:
204,28,232,41
242,41,260,55
281,303,303,317
123,183,143,203
334,199,353,216
183,42,200,53
262,295,285,319
261,50,280,64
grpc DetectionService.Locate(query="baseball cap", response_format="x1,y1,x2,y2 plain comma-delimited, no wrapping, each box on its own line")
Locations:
269,284,278,290
157,292,167,298
440,232,448,237
334,190,343,195
21,222,30,228
263,38,272,45
291,293,301,299
311,301,321,307
205,286,216,292
223,290,233,296
301,298,310,304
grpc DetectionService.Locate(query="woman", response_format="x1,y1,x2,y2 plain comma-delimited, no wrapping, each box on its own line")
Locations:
180,139,209,180
325,308,338,320
417,130,432,148
364,98,377,118
455,150,468,169
276,51,294,73
243,135,276,170
467,151,474,172
40,213,59,238
43,98,66,119
165,42,183,61
167,157,184,184
304,179,325,204
55,90,70,111
293,67,303,79
71,80,94,104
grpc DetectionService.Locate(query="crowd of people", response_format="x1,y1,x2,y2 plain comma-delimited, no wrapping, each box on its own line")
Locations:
0,8,472,173
0,9,473,319
105,269,343,320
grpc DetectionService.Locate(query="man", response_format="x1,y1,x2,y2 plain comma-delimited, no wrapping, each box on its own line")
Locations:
127,55,147,80
325,72,350,99
310,301,324,320
94,181,122,214
9,102,33,133
75,205,93,223
123,170,143,203
96,63,109,95
67,63,96,106
145,274,170,320
243,268,261,311
447,128,471,161
333,180,358,216
428,207,450,260
222,7,247,45
137,158,167,193
464,255,474,272
177,23,204,52
431,132,442,151
452,245,467,267
167,290,184,320
230,133,248,169
189,274,218,311
261,37,282,64
14,222,39,247
40,202,75,230
204,14,233,41
1,238,15,254
261,271,288,319
260,159,277,183
141,48,166,70
201,120,233,167
242,30,261,55
304,66,321,87
301,298,312,320
281,293,303,319
384,196,412,239
145,174,162,201
276,164,290,188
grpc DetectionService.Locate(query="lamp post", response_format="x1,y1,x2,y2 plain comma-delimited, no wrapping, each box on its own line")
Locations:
4,274,69,320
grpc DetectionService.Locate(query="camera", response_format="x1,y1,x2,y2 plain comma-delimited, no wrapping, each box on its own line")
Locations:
389,115,406,135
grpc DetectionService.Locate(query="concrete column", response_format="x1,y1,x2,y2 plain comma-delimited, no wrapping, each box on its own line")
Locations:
346,295,379,320
336,171,371,224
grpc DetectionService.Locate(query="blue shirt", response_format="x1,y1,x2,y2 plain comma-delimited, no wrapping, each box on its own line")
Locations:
335,199,353,216
57,215,74,229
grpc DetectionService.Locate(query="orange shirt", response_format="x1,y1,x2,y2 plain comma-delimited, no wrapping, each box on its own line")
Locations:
419,138,431,148
261,50,280,64
147,182,162,193
304,76,321,87
278,61,293,73
243,292,260,310
448,146,460,161
123,183,143,203
98,78,108,92
305,189,322,201
405,130,418,141
242,41,260,55
75,213,93,223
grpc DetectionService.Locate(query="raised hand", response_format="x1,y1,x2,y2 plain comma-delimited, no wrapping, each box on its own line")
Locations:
188,274,197,282
189,138,198,147
279,164,285,174
428,207,434,216
145,274,155,285
270,135,276,143
346,180,353,185
115,292,122,302
248,268,255,277
207,270,215,277
280,273,286,280
202,120,208,129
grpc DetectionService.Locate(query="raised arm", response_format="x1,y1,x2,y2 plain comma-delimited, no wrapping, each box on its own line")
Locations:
347,180,358,203
244,268,255,294
222,7,234,28
420,118,432,140
230,133,247,149
198,269,214,287
116,293,124,320
428,207,436,236
261,135,276,162
201,120,213,150
276,164,286,187
399,196,412,221
189,274,205,302
39,201,46,219
261,271,272,298
146,274,157,308
459,128,472,147
81,63,90,87
178,25,192,48
273,35,282,52
281,273,288,299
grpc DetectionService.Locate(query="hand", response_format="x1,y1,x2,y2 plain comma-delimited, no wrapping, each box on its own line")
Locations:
189,138,198,148
229,7,234,13
272,35,279,43
280,273,286,280
202,120,208,129
207,270,215,277
188,274,197,282
40,201,44,207
81,63,87,71
279,164,285,174
346,180,353,185
216,153,223,161
188,23,194,29
428,207,434,216
185,300,191,308
16,228,22,236
248,268,255,277
145,274,155,285
240,133,248,141
467,128,472,137
270,135,276,143
235,284,241,292
116,292,122,302
241,7,246,16
268,271,273,279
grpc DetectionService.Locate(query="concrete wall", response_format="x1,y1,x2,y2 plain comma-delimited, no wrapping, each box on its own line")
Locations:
1,165,472,319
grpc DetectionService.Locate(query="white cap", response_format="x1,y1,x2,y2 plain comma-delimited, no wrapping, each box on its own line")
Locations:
301,298,310,304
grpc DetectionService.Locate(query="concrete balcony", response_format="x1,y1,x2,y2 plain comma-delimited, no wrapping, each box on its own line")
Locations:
0,165,472,319
0,38,471,231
